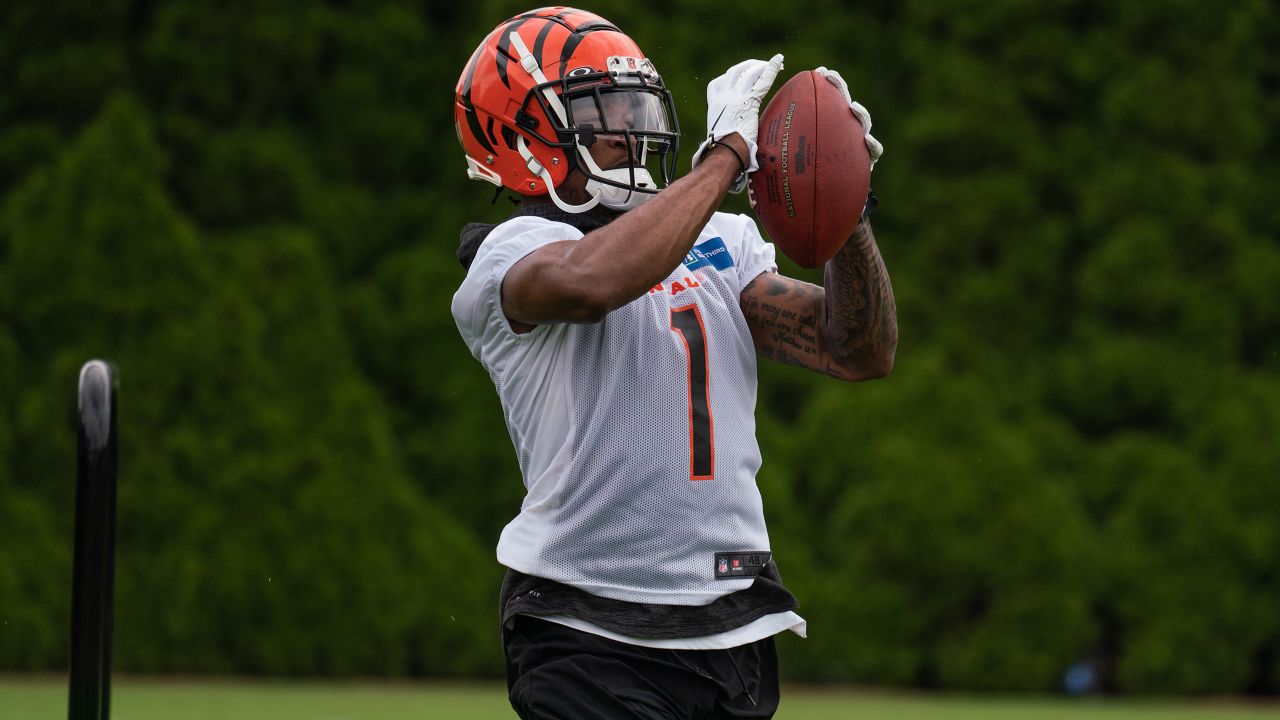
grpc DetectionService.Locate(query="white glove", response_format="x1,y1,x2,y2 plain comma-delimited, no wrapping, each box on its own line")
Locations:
815,66,883,170
691,54,785,192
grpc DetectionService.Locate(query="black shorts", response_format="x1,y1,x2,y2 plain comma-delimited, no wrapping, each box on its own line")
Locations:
503,615,780,719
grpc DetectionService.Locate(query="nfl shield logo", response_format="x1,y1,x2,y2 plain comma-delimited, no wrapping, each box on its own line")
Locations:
718,558,729,575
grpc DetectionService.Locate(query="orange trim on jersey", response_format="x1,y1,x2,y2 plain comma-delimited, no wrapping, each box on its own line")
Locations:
670,303,715,481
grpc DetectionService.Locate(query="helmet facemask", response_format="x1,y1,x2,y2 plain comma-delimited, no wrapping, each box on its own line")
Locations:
510,39,680,213
564,72,678,211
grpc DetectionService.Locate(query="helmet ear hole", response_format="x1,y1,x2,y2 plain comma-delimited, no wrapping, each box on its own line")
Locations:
501,126,519,151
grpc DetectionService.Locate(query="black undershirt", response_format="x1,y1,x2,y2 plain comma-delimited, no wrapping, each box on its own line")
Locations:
499,564,800,639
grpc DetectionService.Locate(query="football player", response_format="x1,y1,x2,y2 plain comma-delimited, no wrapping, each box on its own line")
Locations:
452,7,895,718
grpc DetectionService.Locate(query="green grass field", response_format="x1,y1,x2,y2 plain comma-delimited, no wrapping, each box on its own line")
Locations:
3,677,1278,720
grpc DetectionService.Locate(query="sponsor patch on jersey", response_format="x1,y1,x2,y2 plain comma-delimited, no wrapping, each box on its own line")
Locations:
713,551,771,580
683,237,734,272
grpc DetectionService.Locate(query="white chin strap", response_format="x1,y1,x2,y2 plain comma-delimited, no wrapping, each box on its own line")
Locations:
518,134,600,213
586,169,656,211
573,119,658,211
578,148,657,211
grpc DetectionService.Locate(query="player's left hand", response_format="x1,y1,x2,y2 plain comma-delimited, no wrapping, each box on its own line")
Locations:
814,67,883,170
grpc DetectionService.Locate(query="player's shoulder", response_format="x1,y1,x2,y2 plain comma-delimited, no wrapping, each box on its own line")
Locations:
487,214,583,245
705,211,768,248
469,214,584,273
706,210,752,232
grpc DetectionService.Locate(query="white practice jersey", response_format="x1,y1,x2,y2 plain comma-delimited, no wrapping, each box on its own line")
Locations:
452,211,777,606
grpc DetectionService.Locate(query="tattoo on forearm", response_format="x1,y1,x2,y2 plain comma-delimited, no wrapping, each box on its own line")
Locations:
740,274,824,368
823,222,898,366
741,222,897,378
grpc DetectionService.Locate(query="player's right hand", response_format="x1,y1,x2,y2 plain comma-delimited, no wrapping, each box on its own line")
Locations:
690,54,785,189
815,66,883,170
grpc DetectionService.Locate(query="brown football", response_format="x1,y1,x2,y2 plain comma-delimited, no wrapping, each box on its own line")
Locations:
749,70,871,268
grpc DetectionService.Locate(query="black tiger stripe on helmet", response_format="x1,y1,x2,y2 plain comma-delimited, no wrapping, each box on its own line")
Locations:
458,9,614,155
454,6,679,210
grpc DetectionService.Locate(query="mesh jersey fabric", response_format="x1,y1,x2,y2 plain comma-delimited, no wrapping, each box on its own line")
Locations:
452,210,778,605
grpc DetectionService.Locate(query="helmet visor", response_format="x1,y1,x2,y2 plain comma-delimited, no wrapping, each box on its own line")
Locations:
567,90,671,135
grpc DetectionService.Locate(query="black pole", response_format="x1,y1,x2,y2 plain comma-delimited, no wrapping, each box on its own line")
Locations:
69,360,118,720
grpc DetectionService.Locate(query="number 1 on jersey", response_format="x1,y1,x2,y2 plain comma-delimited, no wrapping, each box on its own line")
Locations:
670,304,714,480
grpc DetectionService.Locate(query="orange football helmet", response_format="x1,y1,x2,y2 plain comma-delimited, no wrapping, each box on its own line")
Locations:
454,7,680,213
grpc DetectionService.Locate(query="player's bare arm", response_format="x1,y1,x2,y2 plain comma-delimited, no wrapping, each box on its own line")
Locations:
740,220,896,381
501,135,749,328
